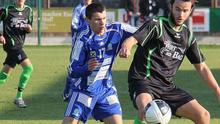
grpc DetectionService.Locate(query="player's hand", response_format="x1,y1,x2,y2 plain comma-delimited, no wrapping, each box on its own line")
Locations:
119,36,137,58
88,58,100,71
24,24,32,32
0,35,6,44
119,44,131,58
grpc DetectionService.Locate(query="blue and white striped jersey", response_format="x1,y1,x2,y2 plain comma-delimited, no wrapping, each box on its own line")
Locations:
71,2,88,45
68,22,136,93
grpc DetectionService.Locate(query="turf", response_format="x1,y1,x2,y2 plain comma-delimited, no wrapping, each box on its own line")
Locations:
0,45,219,124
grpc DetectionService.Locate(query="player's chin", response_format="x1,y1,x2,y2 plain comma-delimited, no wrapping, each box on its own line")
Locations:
175,20,184,26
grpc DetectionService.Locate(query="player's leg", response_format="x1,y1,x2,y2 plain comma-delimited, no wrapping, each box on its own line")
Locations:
102,114,122,124
12,48,33,108
175,99,210,124
17,58,33,99
128,79,153,124
63,90,95,124
133,93,152,124
14,58,33,108
92,86,123,124
62,117,80,124
0,50,16,85
0,64,14,85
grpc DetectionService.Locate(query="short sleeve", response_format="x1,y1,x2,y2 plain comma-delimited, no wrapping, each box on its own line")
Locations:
133,20,159,46
186,39,205,64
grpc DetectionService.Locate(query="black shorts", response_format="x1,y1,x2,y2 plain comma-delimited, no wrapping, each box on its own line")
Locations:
128,78,194,115
3,48,27,68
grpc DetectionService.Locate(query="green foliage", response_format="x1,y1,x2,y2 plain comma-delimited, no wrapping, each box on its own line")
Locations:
0,45,219,124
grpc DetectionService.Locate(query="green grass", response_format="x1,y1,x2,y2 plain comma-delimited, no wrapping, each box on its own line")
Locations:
0,45,219,124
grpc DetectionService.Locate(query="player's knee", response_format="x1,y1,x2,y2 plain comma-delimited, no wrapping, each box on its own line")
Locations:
23,65,33,75
196,109,210,123
62,117,78,124
200,110,210,121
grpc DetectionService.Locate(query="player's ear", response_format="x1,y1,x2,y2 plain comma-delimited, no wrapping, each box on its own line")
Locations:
168,4,172,12
85,17,89,22
189,6,195,16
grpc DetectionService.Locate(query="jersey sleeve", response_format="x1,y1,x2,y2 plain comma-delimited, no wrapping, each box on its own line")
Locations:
0,8,6,21
186,37,205,64
28,7,33,26
71,4,83,31
68,32,91,78
0,8,5,36
133,20,159,46
120,23,137,40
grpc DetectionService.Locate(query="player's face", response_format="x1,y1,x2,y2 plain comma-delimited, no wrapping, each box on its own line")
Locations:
170,0,192,26
84,0,92,5
15,0,26,7
87,11,106,36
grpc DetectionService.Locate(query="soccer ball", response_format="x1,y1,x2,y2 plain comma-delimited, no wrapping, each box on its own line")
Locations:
144,99,172,124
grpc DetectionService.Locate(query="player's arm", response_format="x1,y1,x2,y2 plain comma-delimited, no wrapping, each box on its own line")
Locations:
71,5,82,32
24,24,32,33
24,7,33,33
0,8,6,44
68,37,99,78
0,35,6,44
119,20,159,58
186,35,220,102
193,62,220,102
119,36,138,58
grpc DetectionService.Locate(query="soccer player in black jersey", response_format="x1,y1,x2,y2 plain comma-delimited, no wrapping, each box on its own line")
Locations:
0,0,33,108
119,0,220,124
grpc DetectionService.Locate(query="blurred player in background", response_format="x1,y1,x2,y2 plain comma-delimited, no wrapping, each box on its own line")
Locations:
125,0,140,27
62,0,93,101
119,0,220,124
139,0,166,21
62,2,136,124
0,0,33,108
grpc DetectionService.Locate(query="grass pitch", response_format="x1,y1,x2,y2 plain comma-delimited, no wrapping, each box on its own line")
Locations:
0,45,219,124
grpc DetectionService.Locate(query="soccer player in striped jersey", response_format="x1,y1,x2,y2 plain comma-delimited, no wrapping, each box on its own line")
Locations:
63,0,93,102
0,0,33,108
119,0,220,124
62,3,136,124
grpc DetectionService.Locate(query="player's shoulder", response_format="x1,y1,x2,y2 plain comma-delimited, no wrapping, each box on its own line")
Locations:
24,5,32,10
5,5,14,10
77,25,91,42
74,3,84,11
0,7,5,12
24,5,33,11
150,16,166,25
106,22,137,34
106,22,132,30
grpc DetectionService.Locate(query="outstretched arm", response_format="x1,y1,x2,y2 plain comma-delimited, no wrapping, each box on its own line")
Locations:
119,36,138,58
194,62,220,102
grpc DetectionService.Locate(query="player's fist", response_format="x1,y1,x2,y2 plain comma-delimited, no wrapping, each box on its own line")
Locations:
0,35,6,44
88,58,100,71
119,46,131,58
24,24,32,32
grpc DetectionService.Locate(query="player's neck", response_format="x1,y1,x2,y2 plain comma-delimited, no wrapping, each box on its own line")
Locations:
15,4,24,9
94,29,105,36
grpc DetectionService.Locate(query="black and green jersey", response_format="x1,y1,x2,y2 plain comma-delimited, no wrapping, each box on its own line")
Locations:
0,5,33,49
129,16,205,85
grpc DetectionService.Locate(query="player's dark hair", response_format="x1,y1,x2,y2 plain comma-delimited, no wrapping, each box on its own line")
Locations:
85,2,106,19
170,0,197,8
